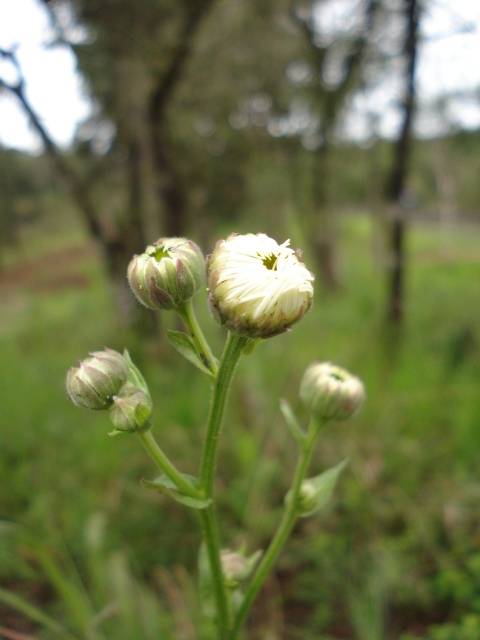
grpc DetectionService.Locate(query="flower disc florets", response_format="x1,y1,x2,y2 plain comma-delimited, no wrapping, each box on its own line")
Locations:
300,362,365,421
128,237,204,311
206,233,314,338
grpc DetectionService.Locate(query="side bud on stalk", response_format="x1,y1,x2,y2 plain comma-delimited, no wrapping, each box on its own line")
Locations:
66,349,128,410
287,459,348,517
108,387,152,435
300,362,365,421
128,237,204,311
220,549,262,588
206,233,314,338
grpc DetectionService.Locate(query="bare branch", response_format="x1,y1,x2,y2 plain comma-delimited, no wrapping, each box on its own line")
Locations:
0,47,104,242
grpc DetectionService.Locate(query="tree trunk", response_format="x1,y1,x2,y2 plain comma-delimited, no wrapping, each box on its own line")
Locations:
385,0,420,326
311,147,339,291
148,0,214,238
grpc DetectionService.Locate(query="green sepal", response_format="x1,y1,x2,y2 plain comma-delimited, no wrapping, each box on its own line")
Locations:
242,338,262,355
166,330,215,378
123,349,151,397
142,474,212,509
279,398,306,445
287,459,349,517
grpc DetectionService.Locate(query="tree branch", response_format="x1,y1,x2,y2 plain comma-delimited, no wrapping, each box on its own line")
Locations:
0,48,105,243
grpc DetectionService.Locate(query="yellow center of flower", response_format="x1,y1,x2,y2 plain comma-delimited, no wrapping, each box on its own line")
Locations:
153,247,170,261
262,253,278,270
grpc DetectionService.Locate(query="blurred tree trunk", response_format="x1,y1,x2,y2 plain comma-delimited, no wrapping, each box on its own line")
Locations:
0,48,150,323
295,0,378,290
7,1,215,325
148,0,214,238
311,146,338,290
385,0,420,326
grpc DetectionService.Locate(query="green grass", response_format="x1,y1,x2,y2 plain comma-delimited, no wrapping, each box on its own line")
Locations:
1,216,480,638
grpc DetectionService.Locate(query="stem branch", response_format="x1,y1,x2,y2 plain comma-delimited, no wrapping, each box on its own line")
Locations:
137,429,203,499
177,300,218,378
231,419,322,638
200,333,249,495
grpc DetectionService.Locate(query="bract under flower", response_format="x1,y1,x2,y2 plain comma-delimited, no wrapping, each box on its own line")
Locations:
207,233,314,338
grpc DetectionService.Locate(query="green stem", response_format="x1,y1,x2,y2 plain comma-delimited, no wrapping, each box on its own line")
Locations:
194,332,249,637
200,332,249,495
137,429,203,499
198,507,230,639
230,420,322,639
177,300,219,378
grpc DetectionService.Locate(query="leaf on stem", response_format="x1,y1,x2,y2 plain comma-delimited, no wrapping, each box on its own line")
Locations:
142,474,212,509
166,330,215,378
279,399,306,445
287,459,349,517
123,349,151,397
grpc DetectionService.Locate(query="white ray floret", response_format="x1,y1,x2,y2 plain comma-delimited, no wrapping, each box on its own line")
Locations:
207,233,314,338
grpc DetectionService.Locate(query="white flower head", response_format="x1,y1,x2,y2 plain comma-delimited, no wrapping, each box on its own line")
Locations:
206,233,314,338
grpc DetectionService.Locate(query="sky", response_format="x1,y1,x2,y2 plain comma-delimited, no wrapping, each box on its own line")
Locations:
0,0,90,153
0,0,480,153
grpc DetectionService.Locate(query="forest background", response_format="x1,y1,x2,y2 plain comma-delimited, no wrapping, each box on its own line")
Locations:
1,0,480,638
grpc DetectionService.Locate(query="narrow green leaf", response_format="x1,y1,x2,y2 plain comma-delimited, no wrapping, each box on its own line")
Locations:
32,542,95,633
166,330,214,377
142,474,212,510
86,602,119,640
279,399,306,445
0,587,77,640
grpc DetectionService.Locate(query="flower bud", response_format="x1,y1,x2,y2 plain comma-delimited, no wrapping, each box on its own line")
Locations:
66,349,128,410
108,387,152,434
127,237,205,311
300,362,365,421
207,233,314,338
220,549,262,587
221,551,250,585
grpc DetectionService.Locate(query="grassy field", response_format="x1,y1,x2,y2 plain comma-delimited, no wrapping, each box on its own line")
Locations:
1,215,480,639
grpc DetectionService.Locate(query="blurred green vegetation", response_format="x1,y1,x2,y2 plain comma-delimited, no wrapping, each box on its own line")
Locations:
1,198,479,638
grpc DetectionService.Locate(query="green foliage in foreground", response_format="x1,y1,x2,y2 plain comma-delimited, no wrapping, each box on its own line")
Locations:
1,215,480,638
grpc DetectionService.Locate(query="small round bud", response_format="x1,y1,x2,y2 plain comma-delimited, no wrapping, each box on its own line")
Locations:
300,362,365,421
66,349,128,410
206,233,314,338
221,551,250,585
127,237,205,311
297,481,317,513
286,459,348,517
108,387,152,434
220,549,262,588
